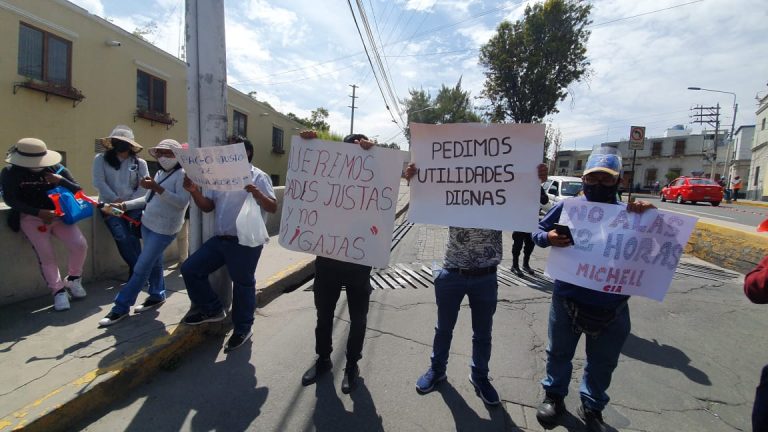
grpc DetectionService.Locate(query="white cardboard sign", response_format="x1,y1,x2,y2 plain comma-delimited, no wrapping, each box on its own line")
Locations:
545,199,697,301
409,122,545,231
278,137,404,268
172,143,252,191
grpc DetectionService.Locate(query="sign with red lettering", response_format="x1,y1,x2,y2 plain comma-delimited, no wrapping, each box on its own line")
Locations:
278,137,404,267
409,122,545,231
545,200,697,301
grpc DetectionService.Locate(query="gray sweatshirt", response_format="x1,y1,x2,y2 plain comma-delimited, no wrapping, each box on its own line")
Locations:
92,154,149,203
123,168,190,236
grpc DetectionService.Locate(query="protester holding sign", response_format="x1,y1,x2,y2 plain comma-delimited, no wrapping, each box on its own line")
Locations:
511,163,549,276
98,139,190,327
180,137,276,353
2,138,88,311
404,161,504,406
532,147,656,432
92,125,148,279
298,131,378,395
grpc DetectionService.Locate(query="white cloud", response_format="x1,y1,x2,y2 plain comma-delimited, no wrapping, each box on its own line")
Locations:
68,0,105,16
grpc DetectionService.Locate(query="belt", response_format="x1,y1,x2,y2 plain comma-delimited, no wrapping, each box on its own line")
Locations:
216,235,239,242
444,266,497,276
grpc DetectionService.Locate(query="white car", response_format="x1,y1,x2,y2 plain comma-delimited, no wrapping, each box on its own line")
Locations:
541,176,583,213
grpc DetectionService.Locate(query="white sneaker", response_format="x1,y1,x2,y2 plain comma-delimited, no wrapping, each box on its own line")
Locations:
53,290,70,311
65,277,87,299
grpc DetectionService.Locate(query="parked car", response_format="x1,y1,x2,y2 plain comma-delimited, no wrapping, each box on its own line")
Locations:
541,176,583,213
660,176,723,206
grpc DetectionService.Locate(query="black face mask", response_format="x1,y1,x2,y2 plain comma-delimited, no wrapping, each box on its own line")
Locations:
112,140,131,153
583,183,618,203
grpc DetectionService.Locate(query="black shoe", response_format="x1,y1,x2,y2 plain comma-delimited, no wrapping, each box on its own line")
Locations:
134,297,166,313
341,364,359,394
98,311,127,327
522,264,535,275
578,405,608,432
182,310,226,325
302,358,332,386
224,330,252,353
536,392,565,428
511,265,524,277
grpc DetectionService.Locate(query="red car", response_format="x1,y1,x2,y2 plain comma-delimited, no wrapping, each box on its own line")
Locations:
661,177,723,206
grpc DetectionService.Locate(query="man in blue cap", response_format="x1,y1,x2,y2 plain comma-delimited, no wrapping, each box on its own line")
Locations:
531,146,655,432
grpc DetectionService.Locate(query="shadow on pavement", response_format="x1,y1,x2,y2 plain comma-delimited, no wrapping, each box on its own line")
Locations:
621,333,711,385
436,380,521,431
312,376,384,432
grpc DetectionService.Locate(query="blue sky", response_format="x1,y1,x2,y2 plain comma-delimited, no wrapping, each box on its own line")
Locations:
70,0,768,151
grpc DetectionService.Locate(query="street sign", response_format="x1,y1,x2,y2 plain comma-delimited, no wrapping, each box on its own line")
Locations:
629,126,645,150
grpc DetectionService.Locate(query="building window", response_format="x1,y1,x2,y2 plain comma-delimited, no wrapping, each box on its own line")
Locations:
558,160,569,168
575,160,583,170
233,110,247,137
645,168,657,186
137,70,166,115
272,127,284,154
673,140,685,156
17,23,72,86
669,168,682,179
652,141,662,157
756,167,761,186
270,174,280,186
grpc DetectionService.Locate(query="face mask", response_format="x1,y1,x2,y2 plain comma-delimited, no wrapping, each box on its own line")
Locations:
157,157,177,171
583,183,618,203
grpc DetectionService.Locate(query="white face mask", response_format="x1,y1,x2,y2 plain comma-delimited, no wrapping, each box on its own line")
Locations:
157,157,177,171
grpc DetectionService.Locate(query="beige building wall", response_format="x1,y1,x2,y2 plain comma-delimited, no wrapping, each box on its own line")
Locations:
748,94,768,200
1,0,303,194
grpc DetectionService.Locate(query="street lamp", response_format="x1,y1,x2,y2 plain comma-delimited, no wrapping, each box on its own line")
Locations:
688,87,738,195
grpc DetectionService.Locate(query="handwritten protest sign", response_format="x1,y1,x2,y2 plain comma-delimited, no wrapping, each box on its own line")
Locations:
546,199,697,301
172,143,252,191
409,122,545,231
278,137,404,268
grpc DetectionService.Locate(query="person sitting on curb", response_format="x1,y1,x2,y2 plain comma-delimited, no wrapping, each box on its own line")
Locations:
532,146,655,432
98,139,190,326
180,137,277,353
744,253,768,431
2,138,88,311
299,131,377,395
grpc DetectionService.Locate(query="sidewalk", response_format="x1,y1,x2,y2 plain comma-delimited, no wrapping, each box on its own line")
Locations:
0,180,411,432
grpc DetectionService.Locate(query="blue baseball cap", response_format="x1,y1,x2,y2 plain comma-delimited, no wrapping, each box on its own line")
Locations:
584,147,622,177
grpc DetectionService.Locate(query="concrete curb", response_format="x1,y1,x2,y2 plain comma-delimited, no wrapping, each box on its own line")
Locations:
3,259,316,432
686,220,768,274
730,200,768,209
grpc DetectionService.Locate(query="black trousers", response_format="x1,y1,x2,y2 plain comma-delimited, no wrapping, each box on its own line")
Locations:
512,231,534,260
313,256,372,365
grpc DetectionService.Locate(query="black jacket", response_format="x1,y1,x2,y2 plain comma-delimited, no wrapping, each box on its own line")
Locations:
1,164,81,216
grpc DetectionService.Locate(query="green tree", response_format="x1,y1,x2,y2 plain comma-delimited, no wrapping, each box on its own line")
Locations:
286,107,331,132
543,124,562,165
401,78,481,140
479,0,592,123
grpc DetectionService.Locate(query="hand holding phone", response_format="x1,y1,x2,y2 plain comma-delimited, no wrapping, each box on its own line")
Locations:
553,223,574,246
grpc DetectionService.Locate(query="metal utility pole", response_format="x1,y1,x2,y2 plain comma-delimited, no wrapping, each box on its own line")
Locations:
186,0,232,307
348,84,358,135
690,104,721,180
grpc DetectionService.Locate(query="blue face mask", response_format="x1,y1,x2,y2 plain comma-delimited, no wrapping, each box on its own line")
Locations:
583,183,618,203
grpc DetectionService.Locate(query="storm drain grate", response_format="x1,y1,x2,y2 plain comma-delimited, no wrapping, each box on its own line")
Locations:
672,261,741,281
390,221,414,251
368,264,555,291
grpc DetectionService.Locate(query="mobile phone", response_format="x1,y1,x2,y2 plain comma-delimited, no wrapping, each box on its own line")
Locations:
553,223,574,244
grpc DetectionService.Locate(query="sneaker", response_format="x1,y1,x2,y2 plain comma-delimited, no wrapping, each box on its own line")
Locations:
53,289,70,311
99,311,127,327
415,368,446,394
224,330,252,353
182,310,226,325
65,277,87,299
302,357,332,386
522,264,535,275
536,392,565,428
577,404,608,432
469,375,500,405
341,363,359,394
134,297,166,313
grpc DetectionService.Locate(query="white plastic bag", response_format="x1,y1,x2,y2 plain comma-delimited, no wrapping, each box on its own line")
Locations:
236,195,270,247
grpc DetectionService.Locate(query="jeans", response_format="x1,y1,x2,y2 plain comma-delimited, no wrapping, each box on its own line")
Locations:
112,225,175,314
313,257,372,365
542,294,631,411
102,210,142,274
754,364,768,431
430,269,498,379
181,236,263,335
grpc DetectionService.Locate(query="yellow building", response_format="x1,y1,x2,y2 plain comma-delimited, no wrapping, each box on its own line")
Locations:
0,0,302,193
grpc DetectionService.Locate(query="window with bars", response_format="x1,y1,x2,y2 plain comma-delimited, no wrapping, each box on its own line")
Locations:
673,140,686,156
272,127,284,154
558,160,569,167
645,168,657,185
137,70,167,114
233,110,247,137
652,141,662,157
575,160,583,170
17,23,71,86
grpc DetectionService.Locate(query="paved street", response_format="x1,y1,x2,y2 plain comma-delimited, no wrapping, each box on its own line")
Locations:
76,216,766,432
636,195,768,227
